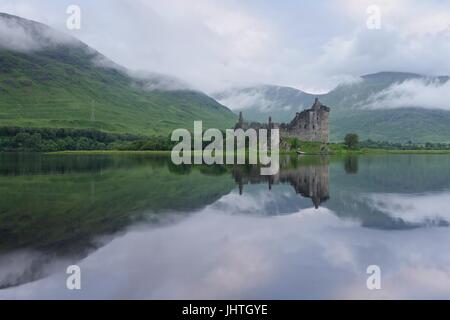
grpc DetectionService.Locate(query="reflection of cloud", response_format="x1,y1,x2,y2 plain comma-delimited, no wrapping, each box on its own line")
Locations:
364,79,450,110
213,190,274,212
364,192,450,224
0,250,72,290
2,202,450,299
212,185,317,215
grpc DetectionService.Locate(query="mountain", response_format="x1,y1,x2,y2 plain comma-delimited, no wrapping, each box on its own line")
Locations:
215,72,450,143
214,85,318,123
0,13,236,136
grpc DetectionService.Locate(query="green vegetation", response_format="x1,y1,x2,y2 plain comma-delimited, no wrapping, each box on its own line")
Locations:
223,73,450,143
0,14,236,137
295,141,328,154
0,126,142,152
328,143,364,155
359,139,450,151
330,108,450,144
344,133,359,149
11,128,443,155
288,137,301,150
0,153,235,253
284,139,450,156
324,73,450,143
283,138,361,155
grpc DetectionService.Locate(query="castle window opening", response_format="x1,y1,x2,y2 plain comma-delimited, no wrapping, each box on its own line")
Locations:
234,98,330,143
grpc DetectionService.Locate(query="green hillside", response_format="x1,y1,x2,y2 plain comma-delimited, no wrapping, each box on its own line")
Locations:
330,108,450,143
0,13,236,136
214,85,318,123
217,72,450,143
324,72,450,143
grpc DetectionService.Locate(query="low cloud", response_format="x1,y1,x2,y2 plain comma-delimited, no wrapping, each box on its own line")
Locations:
0,15,40,51
2,1,450,93
364,78,450,110
216,89,294,112
0,13,75,52
128,70,191,91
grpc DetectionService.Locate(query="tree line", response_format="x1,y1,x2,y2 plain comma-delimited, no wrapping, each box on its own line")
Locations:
0,127,144,152
344,134,450,150
359,139,450,150
2,127,450,152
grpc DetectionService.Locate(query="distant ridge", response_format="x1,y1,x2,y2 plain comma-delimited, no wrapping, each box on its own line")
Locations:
216,72,450,143
0,13,236,136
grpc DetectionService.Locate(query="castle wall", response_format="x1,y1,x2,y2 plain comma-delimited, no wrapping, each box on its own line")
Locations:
236,99,330,143
232,160,330,208
280,108,329,143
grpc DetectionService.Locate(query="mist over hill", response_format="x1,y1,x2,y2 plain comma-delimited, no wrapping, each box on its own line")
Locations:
0,13,236,136
215,72,450,143
1,13,449,143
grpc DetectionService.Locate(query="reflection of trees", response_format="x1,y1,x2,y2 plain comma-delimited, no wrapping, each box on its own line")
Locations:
0,162,233,252
167,161,192,175
0,153,170,176
344,156,359,174
232,157,330,209
0,155,235,289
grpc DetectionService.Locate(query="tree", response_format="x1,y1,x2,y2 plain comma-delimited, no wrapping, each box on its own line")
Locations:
344,133,359,149
13,132,42,150
290,138,301,150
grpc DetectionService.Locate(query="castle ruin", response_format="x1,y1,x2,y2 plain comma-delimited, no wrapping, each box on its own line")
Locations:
232,157,330,209
235,98,330,143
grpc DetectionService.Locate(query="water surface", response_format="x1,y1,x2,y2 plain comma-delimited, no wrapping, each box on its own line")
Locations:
0,153,450,299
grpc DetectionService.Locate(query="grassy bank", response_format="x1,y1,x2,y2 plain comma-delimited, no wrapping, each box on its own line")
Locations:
46,145,450,156
47,150,173,156
290,141,450,155
361,149,450,154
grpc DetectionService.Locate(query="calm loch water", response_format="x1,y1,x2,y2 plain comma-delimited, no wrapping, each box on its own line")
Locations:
0,153,450,299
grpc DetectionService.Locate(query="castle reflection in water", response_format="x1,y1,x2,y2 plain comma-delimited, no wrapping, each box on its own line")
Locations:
232,156,330,209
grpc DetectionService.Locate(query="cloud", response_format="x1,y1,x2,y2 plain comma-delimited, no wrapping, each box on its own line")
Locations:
3,204,450,299
1,0,450,93
0,15,41,51
364,191,450,224
0,13,78,51
128,70,191,91
215,89,294,112
363,78,450,110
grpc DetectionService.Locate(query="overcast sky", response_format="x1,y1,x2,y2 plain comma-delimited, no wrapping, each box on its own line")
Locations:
1,0,449,93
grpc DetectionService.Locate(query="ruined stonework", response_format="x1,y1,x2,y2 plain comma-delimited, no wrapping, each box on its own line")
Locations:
232,157,330,209
235,98,330,143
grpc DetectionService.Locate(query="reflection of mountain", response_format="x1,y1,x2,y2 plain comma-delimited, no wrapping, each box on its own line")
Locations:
3,153,450,289
0,153,235,288
327,155,450,230
232,157,330,209
0,154,235,253
230,155,450,230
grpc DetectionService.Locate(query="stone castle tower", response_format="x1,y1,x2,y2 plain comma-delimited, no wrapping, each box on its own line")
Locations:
232,158,330,209
235,98,330,143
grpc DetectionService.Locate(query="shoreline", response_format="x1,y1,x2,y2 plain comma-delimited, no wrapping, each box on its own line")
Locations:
43,149,450,156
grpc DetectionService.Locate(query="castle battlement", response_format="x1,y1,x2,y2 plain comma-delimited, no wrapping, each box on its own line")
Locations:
235,98,330,143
